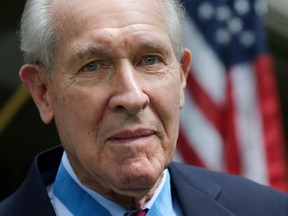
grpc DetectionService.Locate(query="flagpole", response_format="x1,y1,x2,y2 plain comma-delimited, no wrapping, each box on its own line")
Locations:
0,85,30,135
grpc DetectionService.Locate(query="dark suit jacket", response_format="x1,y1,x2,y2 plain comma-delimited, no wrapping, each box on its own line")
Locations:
0,146,287,215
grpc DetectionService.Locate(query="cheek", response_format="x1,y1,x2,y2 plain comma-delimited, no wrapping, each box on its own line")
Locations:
148,78,181,149
52,86,105,149
153,77,182,122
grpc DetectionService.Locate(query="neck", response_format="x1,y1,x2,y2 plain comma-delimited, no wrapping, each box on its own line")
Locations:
83,172,164,209
67,155,165,210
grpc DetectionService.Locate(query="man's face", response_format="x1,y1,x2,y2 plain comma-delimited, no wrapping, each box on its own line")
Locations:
40,0,190,197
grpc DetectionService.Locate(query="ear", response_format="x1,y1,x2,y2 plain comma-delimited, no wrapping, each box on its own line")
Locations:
19,64,54,124
179,48,192,108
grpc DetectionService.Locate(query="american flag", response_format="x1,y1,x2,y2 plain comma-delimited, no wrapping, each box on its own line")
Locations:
175,0,288,191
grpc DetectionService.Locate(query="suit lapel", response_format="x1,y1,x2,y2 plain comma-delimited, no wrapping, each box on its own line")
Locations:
24,146,62,216
169,163,236,216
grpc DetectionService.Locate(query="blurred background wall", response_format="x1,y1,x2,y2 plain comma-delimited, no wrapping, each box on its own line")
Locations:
0,0,287,200
0,0,60,200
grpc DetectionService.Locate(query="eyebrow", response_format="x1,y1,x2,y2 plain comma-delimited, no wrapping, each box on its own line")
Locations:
74,44,105,60
136,38,171,53
71,39,171,61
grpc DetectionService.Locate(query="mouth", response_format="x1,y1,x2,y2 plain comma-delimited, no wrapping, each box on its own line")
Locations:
107,129,155,144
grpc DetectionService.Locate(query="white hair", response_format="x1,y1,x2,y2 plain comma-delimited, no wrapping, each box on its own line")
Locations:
19,0,57,73
163,0,186,61
19,0,185,73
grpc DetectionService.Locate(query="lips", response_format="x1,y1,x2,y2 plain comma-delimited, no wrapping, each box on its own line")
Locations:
107,129,155,143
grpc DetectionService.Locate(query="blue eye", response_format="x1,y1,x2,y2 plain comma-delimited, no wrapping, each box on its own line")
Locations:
82,61,100,72
142,55,159,65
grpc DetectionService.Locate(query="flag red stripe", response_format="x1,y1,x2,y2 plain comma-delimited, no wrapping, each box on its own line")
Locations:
254,55,288,191
177,129,207,167
223,72,242,175
186,71,224,135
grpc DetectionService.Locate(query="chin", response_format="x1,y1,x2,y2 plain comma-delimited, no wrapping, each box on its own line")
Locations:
117,163,163,190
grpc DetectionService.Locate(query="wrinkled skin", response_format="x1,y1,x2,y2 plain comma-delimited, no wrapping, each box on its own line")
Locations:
20,0,191,209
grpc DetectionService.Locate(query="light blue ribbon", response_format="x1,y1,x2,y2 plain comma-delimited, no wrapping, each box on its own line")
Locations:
54,164,111,215
54,163,174,216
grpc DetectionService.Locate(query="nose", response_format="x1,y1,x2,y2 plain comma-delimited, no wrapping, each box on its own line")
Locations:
109,63,149,115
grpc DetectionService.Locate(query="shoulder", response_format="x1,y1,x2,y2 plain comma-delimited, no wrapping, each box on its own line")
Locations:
170,162,282,191
169,162,287,196
0,146,62,216
169,162,288,214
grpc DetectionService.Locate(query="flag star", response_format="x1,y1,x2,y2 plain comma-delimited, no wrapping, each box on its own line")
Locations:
198,1,214,20
234,0,250,16
240,31,255,47
228,17,243,34
255,0,267,16
216,5,232,22
215,28,231,45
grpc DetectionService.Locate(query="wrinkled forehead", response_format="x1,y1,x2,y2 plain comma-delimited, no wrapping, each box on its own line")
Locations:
51,0,168,36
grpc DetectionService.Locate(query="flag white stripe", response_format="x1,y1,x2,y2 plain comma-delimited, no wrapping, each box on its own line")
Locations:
180,92,224,171
173,149,185,163
231,63,268,184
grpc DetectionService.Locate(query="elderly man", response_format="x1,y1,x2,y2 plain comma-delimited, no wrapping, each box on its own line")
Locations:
0,0,288,215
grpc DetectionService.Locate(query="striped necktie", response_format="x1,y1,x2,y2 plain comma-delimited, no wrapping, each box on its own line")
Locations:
130,209,148,216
